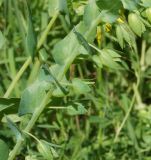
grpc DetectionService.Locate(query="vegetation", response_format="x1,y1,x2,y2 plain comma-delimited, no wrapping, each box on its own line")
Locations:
0,0,151,159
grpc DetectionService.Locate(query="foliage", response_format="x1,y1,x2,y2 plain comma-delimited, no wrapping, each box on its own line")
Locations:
0,0,151,159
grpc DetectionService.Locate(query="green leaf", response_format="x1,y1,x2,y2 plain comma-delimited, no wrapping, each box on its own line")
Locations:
140,15,151,27
40,140,62,148
18,64,66,115
48,0,59,17
52,86,68,97
2,114,22,123
92,55,103,68
141,0,151,7
100,10,119,23
25,0,37,58
96,0,122,22
116,24,124,48
146,8,151,23
0,30,5,49
89,116,111,128
6,116,22,140
48,0,70,24
38,67,53,83
96,0,122,12
118,23,137,51
105,49,121,58
121,0,139,10
96,0,122,23
24,132,55,160
67,103,87,116
73,28,92,55
72,78,91,95
52,22,87,65
0,98,20,112
40,64,71,99
38,64,66,86
143,134,151,144
40,140,59,158
42,64,68,95
39,48,49,62
52,5,101,64
0,139,9,160
83,0,100,26
118,23,138,52
100,49,122,69
90,44,122,70
59,0,68,14
37,140,53,160
50,147,59,158
18,81,47,116
25,155,38,160
48,0,68,15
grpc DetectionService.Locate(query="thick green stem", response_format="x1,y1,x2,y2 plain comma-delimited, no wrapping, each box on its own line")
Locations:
4,57,32,98
114,73,140,142
8,138,24,160
37,11,59,50
27,58,41,85
114,89,136,142
140,40,146,71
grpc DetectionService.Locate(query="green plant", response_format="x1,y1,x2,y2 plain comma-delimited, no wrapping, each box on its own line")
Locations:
0,0,151,159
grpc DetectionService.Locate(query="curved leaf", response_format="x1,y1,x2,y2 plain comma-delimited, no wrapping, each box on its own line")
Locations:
6,116,22,140
71,78,91,95
18,81,47,116
0,139,9,160
52,22,87,65
83,0,100,26
121,0,139,10
96,0,122,12
67,103,87,116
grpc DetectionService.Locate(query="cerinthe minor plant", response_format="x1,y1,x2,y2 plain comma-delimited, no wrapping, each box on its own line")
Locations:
5,1,102,159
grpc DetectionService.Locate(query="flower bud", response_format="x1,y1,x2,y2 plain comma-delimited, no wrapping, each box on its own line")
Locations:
128,13,146,37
